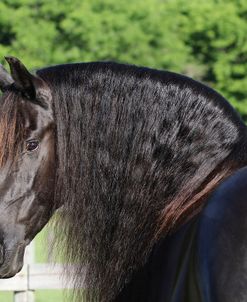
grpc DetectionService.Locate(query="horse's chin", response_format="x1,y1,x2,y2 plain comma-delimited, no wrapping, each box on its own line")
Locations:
0,267,22,279
0,243,25,279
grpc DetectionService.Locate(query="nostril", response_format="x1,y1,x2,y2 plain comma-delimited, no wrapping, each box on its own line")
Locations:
0,245,4,265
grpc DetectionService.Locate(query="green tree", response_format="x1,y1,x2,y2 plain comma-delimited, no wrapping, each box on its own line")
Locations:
174,0,247,119
0,0,247,119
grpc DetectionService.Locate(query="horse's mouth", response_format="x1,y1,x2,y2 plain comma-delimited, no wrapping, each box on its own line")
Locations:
0,243,25,278
0,269,21,279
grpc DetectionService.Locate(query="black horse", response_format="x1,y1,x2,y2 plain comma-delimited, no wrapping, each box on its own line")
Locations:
0,57,247,302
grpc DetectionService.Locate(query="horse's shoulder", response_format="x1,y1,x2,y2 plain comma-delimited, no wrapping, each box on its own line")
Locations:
202,166,247,222
196,167,247,302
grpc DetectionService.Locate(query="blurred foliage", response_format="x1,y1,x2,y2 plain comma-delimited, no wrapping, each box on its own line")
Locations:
0,0,247,119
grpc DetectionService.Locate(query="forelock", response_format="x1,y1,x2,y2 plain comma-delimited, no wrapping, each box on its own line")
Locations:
0,92,26,167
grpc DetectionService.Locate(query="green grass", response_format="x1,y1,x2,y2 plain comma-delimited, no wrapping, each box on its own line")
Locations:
0,290,66,302
36,290,66,302
0,291,12,302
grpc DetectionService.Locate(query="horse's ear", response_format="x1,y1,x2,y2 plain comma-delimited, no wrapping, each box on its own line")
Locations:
5,56,51,108
0,64,14,92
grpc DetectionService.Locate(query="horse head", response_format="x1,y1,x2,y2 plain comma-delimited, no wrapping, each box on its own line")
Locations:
0,57,55,278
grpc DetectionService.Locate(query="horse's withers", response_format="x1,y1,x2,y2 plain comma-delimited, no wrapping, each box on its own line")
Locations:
0,57,56,278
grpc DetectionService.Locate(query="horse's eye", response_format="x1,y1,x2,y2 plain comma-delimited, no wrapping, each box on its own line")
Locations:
26,140,39,152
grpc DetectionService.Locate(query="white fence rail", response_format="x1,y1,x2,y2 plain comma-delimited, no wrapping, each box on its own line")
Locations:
0,242,83,302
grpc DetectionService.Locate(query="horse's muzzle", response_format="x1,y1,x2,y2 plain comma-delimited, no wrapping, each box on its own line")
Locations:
0,242,25,278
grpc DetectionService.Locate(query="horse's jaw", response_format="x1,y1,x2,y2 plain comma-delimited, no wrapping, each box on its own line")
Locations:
0,240,27,278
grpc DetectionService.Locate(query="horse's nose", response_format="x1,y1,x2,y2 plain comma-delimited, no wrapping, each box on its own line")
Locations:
0,244,4,265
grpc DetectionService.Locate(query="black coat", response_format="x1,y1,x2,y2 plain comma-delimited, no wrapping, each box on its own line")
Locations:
115,166,247,302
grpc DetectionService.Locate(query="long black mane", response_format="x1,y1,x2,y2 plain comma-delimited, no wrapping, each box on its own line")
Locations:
37,62,247,302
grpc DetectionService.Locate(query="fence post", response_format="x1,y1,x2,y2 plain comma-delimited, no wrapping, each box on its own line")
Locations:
14,291,35,302
14,241,35,302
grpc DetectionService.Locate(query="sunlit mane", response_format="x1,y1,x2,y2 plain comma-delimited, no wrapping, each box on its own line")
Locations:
37,62,247,302
0,92,26,167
